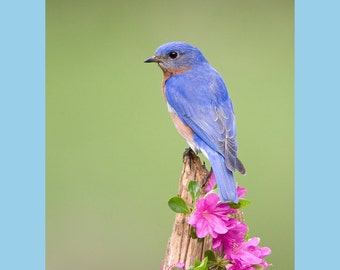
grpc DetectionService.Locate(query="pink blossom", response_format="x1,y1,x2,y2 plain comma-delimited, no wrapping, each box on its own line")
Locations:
227,237,272,269
212,220,248,253
188,193,235,238
186,174,272,269
236,187,247,198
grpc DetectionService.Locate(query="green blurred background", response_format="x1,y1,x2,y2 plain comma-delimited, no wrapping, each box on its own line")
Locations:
47,0,294,269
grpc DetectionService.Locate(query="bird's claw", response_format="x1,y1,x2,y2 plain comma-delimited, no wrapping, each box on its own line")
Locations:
182,148,198,169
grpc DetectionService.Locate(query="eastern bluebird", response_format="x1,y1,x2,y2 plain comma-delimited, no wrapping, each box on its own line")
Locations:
144,42,245,203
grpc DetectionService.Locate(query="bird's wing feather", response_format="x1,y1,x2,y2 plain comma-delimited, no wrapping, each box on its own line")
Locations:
165,67,244,173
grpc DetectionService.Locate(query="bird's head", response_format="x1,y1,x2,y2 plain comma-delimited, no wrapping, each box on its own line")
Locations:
144,41,208,75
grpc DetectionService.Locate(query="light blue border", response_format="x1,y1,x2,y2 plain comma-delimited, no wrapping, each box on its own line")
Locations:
295,0,340,269
0,1,45,269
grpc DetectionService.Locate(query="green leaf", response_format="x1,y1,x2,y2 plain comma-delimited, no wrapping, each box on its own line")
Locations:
188,180,200,201
190,226,198,239
197,237,204,243
168,197,190,214
194,261,201,268
194,257,208,270
204,249,216,263
228,198,251,209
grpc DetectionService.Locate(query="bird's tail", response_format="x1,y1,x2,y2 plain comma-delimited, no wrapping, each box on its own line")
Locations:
206,148,238,203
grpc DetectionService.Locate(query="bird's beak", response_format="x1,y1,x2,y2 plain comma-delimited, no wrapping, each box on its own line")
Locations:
144,55,162,63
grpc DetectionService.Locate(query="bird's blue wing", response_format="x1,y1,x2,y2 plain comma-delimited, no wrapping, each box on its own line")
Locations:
165,66,245,174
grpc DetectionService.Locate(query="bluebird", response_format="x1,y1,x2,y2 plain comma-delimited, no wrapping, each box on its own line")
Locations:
144,42,245,203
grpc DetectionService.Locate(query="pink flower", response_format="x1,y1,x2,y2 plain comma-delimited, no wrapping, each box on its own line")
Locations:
212,220,248,253
236,187,247,198
188,193,235,238
227,237,272,269
187,174,272,269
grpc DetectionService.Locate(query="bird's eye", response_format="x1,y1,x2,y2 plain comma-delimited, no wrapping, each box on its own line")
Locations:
168,51,178,59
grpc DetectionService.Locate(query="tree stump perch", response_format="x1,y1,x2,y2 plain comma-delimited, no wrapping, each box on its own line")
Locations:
161,149,244,270
162,149,210,270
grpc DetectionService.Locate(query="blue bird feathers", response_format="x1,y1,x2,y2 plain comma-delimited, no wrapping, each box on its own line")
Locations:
145,42,245,203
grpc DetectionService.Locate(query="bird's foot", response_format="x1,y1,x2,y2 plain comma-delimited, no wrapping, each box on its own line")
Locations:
182,148,198,169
